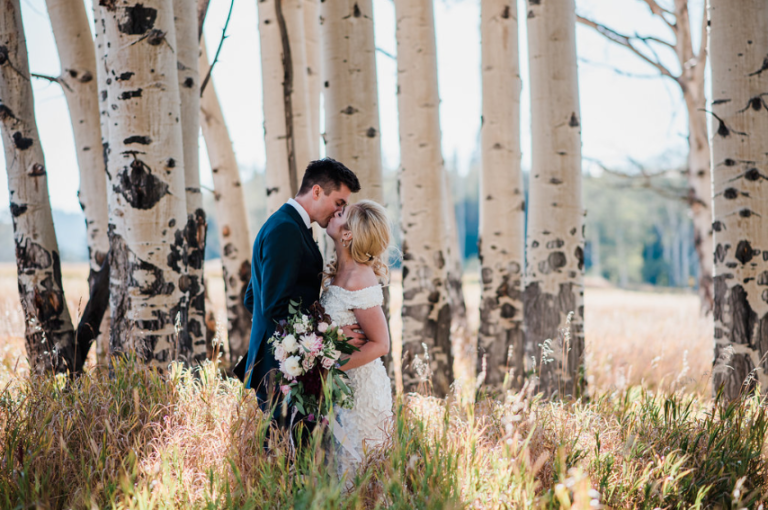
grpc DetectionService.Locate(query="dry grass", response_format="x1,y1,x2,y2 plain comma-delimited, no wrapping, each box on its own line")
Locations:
2,262,751,510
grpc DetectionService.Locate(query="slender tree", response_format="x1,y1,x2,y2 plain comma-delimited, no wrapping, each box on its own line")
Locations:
709,0,768,400
199,39,252,364
0,0,78,374
174,0,207,362
44,0,112,366
478,0,524,391
394,0,453,397
257,0,313,213
304,0,321,159
321,0,383,204
102,0,192,369
525,0,585,398
578,0,712,313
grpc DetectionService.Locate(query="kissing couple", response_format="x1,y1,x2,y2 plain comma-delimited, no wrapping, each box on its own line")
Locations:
235,158,394,481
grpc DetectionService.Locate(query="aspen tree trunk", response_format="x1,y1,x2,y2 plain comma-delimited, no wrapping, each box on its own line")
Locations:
199,40,252,364
45,0,110,277
394,0,453,397
320,0,383,204
92,2,113,366
304,0,321,159
174,0,207,362
257,0,313,213
478,0,525,391
0,0,77,374
102,0,192,369
709,0,768,401
45,0,111,367
524,0,585,398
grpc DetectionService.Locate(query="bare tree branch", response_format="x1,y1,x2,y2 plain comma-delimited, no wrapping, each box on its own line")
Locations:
199,0,235,97
585,157,696,204
376,47,396,61
31,72,73,92
577,15,678,82
578,56,663,79
639,0,677,29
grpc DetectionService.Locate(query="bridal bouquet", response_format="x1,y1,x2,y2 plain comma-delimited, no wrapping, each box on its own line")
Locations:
268,300,357,420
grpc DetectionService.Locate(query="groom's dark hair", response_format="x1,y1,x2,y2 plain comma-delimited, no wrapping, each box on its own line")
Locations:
298,158,361,196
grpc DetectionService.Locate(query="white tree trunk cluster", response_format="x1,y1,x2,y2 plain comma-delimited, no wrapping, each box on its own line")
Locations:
478,0,525,390
525,0,585,398
257,0,313,213
199,40,253,364
709,0,768,401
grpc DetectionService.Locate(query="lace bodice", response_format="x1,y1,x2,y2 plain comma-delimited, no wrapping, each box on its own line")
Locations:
319,282,392,486
320,284,384,327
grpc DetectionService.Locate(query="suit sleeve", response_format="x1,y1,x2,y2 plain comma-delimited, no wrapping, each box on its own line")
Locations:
260,221,305,322
243,278,254,311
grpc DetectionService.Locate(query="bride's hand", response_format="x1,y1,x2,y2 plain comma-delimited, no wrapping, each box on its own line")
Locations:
342,324,367,348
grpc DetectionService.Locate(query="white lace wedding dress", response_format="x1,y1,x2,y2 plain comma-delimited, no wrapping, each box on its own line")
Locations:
320,283,393,482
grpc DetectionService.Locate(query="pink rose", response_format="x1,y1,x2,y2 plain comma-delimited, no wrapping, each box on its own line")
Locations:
317,322,329,333
321,356,335,370
302,356,315,372
281,385,291,396
274,344,287,362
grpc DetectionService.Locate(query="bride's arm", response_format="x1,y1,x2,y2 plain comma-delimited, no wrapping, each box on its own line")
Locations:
338,305,389,371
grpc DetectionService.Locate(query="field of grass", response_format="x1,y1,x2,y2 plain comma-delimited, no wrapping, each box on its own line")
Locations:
2,263,759,509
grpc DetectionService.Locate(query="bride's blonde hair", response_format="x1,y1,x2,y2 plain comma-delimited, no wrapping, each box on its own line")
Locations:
322,200,391,286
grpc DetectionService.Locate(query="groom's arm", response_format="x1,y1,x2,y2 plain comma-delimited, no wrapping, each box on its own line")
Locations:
244,280,254,311
260,222,304,322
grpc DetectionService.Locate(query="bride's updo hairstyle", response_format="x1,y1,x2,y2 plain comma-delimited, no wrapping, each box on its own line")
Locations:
324,200,392,285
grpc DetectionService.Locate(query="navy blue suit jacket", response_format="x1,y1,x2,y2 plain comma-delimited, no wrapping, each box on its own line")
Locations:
243,204,323,406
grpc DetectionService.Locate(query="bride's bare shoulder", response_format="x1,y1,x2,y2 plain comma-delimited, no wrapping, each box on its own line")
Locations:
345,265,379,292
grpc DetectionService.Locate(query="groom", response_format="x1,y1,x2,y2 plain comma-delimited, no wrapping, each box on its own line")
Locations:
237,158,362,415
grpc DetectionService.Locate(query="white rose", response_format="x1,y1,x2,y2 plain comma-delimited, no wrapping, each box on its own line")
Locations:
294,322,306,334
317,322,329,333
282,356,304,378
274,344,287,362
302,314,311,325
282,334,299,353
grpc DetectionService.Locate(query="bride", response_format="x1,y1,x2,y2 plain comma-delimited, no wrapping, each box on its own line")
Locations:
320,199,393,483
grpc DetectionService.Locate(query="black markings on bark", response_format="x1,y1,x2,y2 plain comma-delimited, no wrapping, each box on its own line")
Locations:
119,89,143,100
9,203,27,217
366,127,377,137
547,251,567,271
501,5,510,18
167,228,186,273
12,132,33,150
16,237,52,271
723,187,739,199
0,104,15,120
117,4,158,35
0,46,8,65
574,246,584,271
550,177,562,185
30,163,45,176
132,258,175,296
735,240,754,265
713,220,723,232
183,77,194,88
117,71,134,81
353,3,361,17
146,30,166,46
568,113,580,127
730,284,757,345
546,239,564,249
739,209,753,218
113,158,169,210
748,54,768,76
434,250,445,269
342,105,357,115
123,135,152,145
745,168,762,181
714,243,730,263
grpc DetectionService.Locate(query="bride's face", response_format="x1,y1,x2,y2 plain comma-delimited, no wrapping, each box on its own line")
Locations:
327,207,349,241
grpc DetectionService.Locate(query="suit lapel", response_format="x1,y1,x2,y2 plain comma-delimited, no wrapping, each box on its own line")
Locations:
281,204,324,271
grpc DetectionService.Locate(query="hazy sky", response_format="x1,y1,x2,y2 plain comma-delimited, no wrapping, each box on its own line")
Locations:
9,0,702,213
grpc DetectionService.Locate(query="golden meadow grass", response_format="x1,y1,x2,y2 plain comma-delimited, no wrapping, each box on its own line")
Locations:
3,263,765,509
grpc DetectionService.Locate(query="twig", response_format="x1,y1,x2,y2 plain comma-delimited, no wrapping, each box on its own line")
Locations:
31,72,73,92
578,56,662,80
639,0,676,30
376,47,396,61
576,14,678,83
199,0,235,97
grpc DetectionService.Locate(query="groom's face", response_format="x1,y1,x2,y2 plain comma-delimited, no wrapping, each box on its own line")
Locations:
312,184,352,228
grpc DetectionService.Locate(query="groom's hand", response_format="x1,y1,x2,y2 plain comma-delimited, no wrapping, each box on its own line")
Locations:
342,324,367,348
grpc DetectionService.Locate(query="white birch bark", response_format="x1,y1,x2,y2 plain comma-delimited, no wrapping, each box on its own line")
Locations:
709,0,768,401
102,0,191,369
174,0,207,362
478,0,524,390
524,0,585,398
199,39,252,364
320,0,383,204
257,0,313,213
304,0,321,159
0,0,77,374
45,0,110,275
394,0,453,397
93,2,113,366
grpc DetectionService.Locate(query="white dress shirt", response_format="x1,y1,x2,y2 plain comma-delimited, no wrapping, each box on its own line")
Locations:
287,198,312,229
